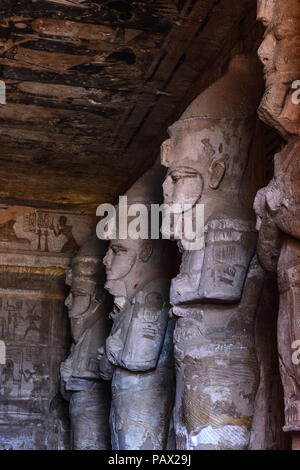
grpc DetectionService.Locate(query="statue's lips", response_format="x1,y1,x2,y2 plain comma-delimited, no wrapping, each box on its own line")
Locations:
264,71,276,87
104,280,114,291
104,279,126,301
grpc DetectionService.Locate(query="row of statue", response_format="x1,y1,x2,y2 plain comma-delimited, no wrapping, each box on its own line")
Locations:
60,0,300,450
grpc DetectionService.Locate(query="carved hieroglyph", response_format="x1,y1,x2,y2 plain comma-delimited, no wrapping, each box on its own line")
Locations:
161,55,265,450
60,236,112,450
99,166,175,450
0,270,70,450
254,0,300,450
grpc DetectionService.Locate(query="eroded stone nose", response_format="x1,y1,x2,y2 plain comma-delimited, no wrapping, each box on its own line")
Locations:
103,250,111,268
257,35,274,66
65,293,72,308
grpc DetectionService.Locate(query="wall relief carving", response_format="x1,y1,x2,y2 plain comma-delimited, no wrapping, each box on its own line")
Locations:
0,210,95,449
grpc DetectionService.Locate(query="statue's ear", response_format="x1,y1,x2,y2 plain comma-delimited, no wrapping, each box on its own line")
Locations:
138,240,153,263
208,159,226,189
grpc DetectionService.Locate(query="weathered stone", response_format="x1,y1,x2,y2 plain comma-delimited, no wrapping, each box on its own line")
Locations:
257,0,300,138
161,54,264,450
254,0,300,450
60,235,112,450
99,165,175,450
0,208,94,449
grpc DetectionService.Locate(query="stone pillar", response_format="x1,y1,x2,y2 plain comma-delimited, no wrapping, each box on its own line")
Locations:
160,54,264,450
98,166,175,450
60,236,112,450
253,0,300,450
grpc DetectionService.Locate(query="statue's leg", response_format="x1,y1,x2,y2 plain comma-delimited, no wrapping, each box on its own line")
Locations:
69,382,111,450
173,357,189,450
174,307,259,450
110,371,173,450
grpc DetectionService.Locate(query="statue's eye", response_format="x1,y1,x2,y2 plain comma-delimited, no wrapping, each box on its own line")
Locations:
72,290,86,297
112,246,126,254
172,172,198,182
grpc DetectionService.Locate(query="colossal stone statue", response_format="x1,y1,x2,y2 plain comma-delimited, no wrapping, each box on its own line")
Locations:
60,236,112,450
254,0,300,450
160,54,265,450
98,166,175,450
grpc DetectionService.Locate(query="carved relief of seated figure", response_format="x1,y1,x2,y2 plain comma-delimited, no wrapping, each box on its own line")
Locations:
0,219,30,249
60,236,112,450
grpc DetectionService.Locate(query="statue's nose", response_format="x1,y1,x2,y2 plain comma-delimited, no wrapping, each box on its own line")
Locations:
65,293,72,308
103,251,111,268
257,35,274,66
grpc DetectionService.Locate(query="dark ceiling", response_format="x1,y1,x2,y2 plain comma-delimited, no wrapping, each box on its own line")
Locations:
0,0,260,213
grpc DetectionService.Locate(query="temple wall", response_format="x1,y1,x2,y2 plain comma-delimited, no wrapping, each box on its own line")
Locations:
0,206,94,449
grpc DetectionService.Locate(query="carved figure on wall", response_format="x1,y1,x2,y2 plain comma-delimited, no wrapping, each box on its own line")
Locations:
98,166,175,450
0,219,30,249
21,304,41,340
60,236,112,450
161,54,265,450
4,301,21,341
1,359,15,396
50,215,79,254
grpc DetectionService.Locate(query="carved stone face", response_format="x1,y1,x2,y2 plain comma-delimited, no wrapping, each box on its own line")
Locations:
103,239,137,282
103,238,153,308
65,269,92,319
161,119,253,241
161,120,256,305
163,167,204,210
258,21,298,87
64,264,99,342
161,122,230,215
257,0,300,135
